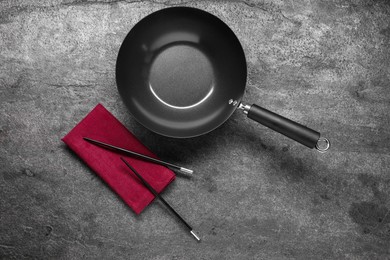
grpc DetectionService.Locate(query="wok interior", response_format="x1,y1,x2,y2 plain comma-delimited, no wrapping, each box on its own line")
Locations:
116,7,247,137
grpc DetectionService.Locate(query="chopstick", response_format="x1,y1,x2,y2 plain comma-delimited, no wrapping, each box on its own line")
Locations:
120,157,201,242
83,137,193,174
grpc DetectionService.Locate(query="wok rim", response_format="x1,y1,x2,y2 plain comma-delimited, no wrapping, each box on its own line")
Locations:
115,7,247,138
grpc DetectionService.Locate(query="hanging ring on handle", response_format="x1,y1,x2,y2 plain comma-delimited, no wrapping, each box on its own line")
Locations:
315,137,330,153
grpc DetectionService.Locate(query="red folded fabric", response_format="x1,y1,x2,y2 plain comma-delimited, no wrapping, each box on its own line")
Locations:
62,104,175,214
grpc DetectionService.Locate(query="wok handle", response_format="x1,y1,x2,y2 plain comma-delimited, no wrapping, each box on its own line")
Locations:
239,104,330,152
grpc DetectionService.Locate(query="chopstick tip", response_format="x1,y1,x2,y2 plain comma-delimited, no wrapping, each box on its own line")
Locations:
180,167,193,174
190,230,201,241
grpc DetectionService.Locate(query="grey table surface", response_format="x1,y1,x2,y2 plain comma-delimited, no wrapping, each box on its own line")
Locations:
1,0,390,259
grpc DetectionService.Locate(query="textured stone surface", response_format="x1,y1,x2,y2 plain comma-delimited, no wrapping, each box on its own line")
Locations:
1,0,390,259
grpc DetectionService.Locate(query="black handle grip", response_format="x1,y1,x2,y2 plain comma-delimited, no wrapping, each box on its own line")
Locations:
247,104,320,148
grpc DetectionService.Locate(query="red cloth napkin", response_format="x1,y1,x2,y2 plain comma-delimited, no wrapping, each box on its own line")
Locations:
62,104,176,214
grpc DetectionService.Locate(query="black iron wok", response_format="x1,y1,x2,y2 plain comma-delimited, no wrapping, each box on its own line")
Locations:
116,7,329,151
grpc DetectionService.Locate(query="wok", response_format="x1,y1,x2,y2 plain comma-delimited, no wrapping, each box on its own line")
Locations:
116,7,330,152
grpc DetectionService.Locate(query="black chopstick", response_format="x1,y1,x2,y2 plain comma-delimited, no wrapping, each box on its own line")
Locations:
83,137,193,174
120,157,200,242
